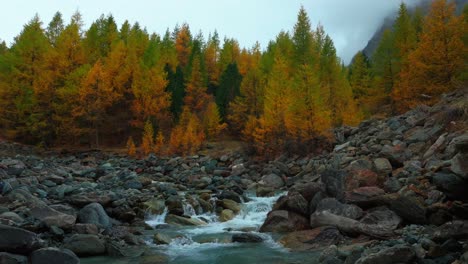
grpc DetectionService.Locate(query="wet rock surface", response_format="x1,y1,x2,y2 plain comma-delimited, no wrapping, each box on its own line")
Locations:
0,88,466,263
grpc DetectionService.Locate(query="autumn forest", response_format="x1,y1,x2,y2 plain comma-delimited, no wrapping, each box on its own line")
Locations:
0,0,466,156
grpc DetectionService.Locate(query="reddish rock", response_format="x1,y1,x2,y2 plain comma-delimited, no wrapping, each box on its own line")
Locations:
259,210,309,233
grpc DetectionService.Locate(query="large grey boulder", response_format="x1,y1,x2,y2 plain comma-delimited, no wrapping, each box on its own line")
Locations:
259,210,309,233
63,234,106,256
31,247,79,264
0,224,45,254
315,198,363,220
261,174,284,188
30,206,76,230
0,252,28,264
78,202,111,228
355,245,415,264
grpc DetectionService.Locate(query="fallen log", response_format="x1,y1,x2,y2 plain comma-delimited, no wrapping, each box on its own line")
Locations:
310,211,394,239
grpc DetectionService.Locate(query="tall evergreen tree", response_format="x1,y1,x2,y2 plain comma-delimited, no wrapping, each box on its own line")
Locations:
216,63,242,119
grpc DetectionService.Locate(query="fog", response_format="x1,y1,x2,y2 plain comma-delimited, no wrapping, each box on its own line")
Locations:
304,0,424,63
0,0,424,64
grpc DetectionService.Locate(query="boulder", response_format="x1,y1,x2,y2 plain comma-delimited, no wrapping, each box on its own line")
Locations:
259,210,309,233
346,169,380,190
232,233,264,243
221,199,240,213
143,199,166,215
31,247,79,264
291,182,324,202
278,227,342,251
30,206,76,230
355,245,415,264
273,192,309,216
321,170,347,201
0,224,45,254
360,207,401,230
316,198,363,220
219,209,235,222
0,212,24,225
165,195,184,216
67,192,115,207
432,220,468,242
153,233,172,245
373,158,393,174
63,234,106,256
74,223,99,235
450,153,468,179
78,202,111,228
388,195,426,224
165,214,206,226
432,173,468,201
0,252,28,264
218,190,242,203
261,174,284,188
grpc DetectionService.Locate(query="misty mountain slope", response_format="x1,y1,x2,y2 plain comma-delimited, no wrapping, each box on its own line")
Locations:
363,0,467,58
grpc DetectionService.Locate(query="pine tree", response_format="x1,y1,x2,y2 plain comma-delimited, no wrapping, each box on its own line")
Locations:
154,131,165,155
203,101,227,139
394,0,465,112
175,23,192,69
292,6,315,66
141,119,154,156
126,136,136,157
216,63,242,119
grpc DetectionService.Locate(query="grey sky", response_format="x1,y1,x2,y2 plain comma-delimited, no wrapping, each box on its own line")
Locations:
0,0,420,64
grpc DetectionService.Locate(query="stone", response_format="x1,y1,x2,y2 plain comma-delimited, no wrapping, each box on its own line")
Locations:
0,252,28,264
78,202,111,228
153,233,172,245
30,205,76,230
450,153,468,179
0,159,26,176
319,245,341,264
261,173,284,188
389,195,427,224
360,207,401,230
232,233,264,243
0,224,45,254
219,209,234,222
273,192,309,216
165,214,206,226
218,190,242,203
432,220,468,242
432,173,468,201
321,169,347,201
31,247,79,264
291,182,324,202
74,223,99,235
315,198,363,220
165,195,184,216
0,212,23,224
67,192,115,207
344,187,386,208
374,158,392,174
346,169,380,190
355,245,415,264
259,210,309,233
383,177,401,193
63,234,106,256
221,199,240,213
139,253,169,264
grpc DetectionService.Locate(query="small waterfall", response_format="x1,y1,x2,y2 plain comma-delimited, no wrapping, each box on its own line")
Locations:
146,206,168,227
183,202,196,217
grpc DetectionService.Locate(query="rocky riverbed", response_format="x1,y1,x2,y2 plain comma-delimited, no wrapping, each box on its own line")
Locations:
0,89,467,264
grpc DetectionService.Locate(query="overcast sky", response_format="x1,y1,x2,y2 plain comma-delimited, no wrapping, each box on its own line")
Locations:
0,0,422,64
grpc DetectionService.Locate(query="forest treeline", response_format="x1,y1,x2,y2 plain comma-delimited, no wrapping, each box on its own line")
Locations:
0,0,466,156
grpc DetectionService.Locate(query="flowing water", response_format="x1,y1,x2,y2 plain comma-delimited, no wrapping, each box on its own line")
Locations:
81,192,320,264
